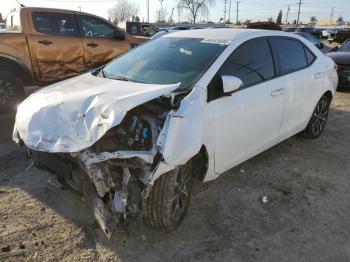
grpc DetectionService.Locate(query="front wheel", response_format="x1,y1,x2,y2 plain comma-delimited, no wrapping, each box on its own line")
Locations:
143,162,193,231
301,95,330,139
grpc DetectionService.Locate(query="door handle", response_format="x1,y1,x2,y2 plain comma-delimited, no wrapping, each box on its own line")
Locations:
270,88,285,97
313,72,323,79
87,42,98,48
38,40,53,45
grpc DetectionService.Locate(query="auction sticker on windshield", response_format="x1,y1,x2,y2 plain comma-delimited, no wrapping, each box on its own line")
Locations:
201,39,232,45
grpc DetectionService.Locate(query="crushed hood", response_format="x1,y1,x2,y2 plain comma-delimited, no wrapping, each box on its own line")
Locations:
14,73,179,153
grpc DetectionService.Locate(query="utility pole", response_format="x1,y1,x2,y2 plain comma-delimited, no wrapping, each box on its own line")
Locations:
236,1,240,24
285,5,290,24
330,7,335,25
296,0,303,27
224,0,227,23
147,0,150,23
228,0,232,23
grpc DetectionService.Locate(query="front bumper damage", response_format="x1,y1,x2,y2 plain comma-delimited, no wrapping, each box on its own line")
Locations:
13,76,206,237
25,113,175,238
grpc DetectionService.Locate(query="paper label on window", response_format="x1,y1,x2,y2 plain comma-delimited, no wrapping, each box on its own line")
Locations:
201,39,232,45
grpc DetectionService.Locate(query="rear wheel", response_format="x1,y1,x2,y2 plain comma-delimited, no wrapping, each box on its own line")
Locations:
0,71,25,112
144,162,193,231
301,95,330,139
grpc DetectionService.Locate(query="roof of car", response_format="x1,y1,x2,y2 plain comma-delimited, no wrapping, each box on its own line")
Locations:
164,28,294,40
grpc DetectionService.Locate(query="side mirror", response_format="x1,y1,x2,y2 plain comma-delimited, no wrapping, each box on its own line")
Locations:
114,29,126,40
222,75,243,94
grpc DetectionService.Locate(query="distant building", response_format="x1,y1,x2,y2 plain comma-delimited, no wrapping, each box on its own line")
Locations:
317,19,336,26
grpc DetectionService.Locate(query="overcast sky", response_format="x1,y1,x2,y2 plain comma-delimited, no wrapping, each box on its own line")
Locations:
1,0,349,23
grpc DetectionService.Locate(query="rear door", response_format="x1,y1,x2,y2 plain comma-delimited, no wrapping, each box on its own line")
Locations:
77,15,130,70
28,11,84,83
270,37,322,136
207,37,285,174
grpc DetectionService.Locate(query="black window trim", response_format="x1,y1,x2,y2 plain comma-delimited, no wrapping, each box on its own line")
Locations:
268,36,317,78
207,36,276,102
77,14,116,39
207,35,318,102
32,11,80,38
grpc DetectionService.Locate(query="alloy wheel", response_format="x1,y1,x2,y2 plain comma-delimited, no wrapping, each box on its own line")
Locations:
171,168,192,221
311,99,329,136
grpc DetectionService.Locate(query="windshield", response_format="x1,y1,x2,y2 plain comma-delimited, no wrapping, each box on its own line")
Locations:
339,40,350,52
102,37,228,90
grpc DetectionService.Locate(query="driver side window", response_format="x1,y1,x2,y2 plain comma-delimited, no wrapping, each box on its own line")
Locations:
79,15,115,38
208,37,275,101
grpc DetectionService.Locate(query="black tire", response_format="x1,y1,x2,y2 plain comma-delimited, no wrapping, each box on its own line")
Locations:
0,71,25,113
143,162,193,231
301,95,330,139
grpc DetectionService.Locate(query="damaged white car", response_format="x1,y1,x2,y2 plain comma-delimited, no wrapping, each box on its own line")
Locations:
13,29,338,237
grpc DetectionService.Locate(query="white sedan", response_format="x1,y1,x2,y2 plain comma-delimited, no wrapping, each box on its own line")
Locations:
13,29,338,237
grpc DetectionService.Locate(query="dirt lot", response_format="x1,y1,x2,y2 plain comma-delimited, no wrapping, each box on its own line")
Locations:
0,90,350,262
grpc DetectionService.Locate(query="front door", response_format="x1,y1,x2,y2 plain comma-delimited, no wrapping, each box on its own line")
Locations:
207,37,285,174
28,10,84,84
77,15,130,70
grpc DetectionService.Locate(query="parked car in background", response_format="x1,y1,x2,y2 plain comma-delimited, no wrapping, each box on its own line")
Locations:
327,40,350,88
332,29,350,44
294,32,324,49
13,29,337,237
0,23,5,31
119,21,159,47
151,23,225,40
0,7,130,111
282,27,297,32
295,27,323,39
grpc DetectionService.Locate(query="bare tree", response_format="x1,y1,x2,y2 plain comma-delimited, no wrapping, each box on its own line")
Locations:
0,13,4,23
310,16,317,25
156,8,168,23
108,0,139,23
177,0,215,24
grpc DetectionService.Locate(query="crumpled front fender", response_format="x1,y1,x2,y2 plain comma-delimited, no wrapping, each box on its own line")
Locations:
157,87,205,166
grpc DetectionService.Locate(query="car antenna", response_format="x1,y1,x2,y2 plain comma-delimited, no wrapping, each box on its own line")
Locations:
15,0,25,7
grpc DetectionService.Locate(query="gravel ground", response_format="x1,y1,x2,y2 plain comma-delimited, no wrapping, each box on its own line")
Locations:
0,90,350,262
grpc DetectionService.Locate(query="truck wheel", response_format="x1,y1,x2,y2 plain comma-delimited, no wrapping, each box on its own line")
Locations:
144,162,193,231
0,71,25,112
301,95,330,139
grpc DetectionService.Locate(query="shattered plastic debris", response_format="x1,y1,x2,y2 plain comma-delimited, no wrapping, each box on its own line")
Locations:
261,195,268,204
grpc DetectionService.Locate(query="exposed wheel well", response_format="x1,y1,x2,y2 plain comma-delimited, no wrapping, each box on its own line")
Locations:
0,57,32,85
323,90,333,102
191,145,209,182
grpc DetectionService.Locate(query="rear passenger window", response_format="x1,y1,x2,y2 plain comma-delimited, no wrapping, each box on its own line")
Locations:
304,47,316,65
32,12,78,37
271,38,307,74
208,38,275,101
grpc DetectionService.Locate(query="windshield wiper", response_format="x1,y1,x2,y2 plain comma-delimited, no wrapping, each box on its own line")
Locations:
110,75,150,84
